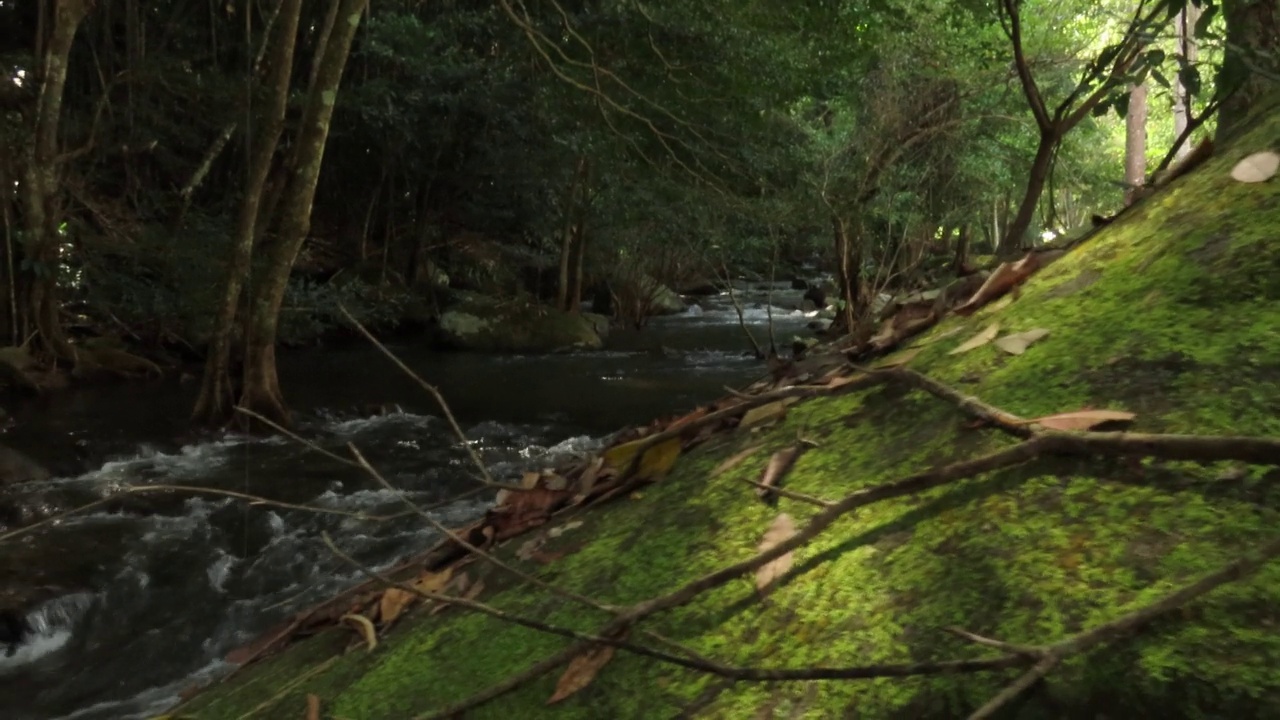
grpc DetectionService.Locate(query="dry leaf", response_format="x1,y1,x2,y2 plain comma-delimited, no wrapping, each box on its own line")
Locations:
531,549,567,564
517,537,544,560
306,694,321,720
711,445,764,478
1032,409,1137,431
543,473,569,491
949,323,1000,355
340,613,378,651
757,446,804,503
547,632,625,704
739,401,788,428
755,514,797,594
378,588,416,626
520,471,541,489
1230,150,1279,183
601,436,682,480
411,567,454,595
994,328,1050,355
573,457,605,503
826,372,869,390
954,253,1041,316
873,346,923,369
548,520,583,538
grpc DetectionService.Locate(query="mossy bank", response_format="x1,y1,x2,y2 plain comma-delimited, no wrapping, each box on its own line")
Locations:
174,100,1280,719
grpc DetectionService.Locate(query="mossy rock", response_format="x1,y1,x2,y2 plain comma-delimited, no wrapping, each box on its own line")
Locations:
176,101,1280,718
437,295,604,353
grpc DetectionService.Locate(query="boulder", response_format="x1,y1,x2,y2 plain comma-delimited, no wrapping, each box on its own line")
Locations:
436,295,604,353
646,280,687,316
0,444,49,487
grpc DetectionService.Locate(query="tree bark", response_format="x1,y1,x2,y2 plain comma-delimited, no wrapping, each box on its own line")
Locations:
1173,5,1201,160
556,156,587,311
1123,82,1148,206
238,0,371,431
19,0,92,361
1217,0,1280,142
1003,131,1056,252
191,0,303,427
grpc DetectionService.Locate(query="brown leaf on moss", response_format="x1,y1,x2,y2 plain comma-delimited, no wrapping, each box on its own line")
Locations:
949,322,1000,355
711,444,765,478
601,436,683,480
306,694,321,720
486,485,573,541
827,371,870,389
873,346,923,369
954,253,1040,316
739,401,789,428
994,328,1050,355
1032,409,1137,431
547,630,628,704
757,446,804,503
755,513,797,594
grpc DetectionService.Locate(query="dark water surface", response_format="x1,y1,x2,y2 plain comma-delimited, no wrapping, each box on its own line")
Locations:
0,286,816,719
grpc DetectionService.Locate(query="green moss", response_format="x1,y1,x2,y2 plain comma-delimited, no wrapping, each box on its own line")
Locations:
178,102,1280,719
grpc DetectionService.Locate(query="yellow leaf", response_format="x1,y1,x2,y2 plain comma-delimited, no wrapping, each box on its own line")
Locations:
873,346,923,369
602,436,682,480
340,613,378,651
949,323,1000,355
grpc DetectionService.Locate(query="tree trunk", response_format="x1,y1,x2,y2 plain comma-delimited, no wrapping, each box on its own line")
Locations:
556,156,587,312
238,0,371,431
1124,82,1149,205
832,215,857,336
191,0,303,427
19,0,92,361
1003,131,1057,252
951,225,972,275
1173,5,1201,160
1217,0,1280,141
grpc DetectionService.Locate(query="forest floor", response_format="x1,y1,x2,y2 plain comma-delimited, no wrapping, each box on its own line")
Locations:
171,100,1280,719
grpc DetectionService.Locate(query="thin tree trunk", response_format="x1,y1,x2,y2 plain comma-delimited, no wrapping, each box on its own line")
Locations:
1173,5,1201,160
951,225,971,275
1124,82,1149,205
556,156,587,311
1003,131,1057,252
19,0,92,361
239,0,371,431
832,215,857,336
192,0,304,427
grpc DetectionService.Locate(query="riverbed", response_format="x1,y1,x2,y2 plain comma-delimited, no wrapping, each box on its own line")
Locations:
0,286,817,720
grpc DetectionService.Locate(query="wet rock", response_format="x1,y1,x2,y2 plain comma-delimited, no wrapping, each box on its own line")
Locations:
676,279,721,296
0,444,50,487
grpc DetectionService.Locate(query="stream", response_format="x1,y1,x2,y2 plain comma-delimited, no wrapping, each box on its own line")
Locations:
0,284,818,720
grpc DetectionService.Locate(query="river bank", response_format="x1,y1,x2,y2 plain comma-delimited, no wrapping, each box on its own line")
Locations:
0,285,815,720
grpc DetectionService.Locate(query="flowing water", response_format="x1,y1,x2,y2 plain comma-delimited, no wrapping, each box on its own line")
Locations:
0,285,819,719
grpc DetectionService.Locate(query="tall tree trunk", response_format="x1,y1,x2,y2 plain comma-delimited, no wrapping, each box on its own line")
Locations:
191,0,303,427
1173,5,1201,160
238,0,371,431
951,225,972,275
556,156,587,312
1217,0,1279,141
19,0,92,361
831,215,858,336
1003,131,1056,252
1124,82,1149,205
